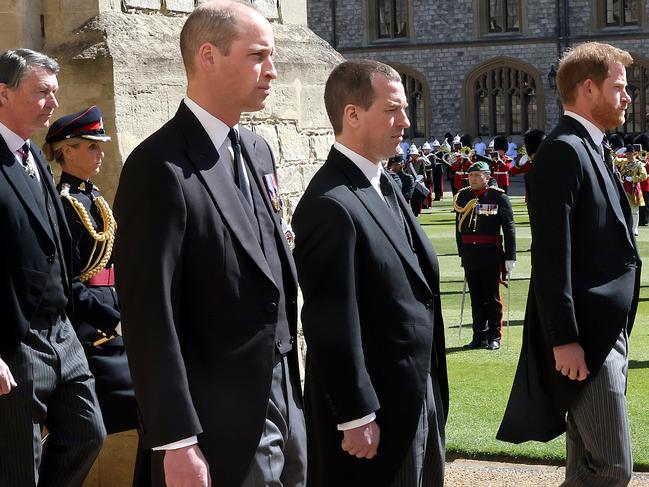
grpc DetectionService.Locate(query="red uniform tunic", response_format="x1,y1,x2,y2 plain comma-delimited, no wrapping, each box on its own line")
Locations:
451,156,472,190
492,155,513,189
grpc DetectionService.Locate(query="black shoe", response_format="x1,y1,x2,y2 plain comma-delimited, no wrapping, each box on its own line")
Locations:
487,340,500,350
463,340,488,350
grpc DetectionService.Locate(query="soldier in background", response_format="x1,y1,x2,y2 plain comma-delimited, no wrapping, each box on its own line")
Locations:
454,161,516,350
491,135,513,193
510,128,546,203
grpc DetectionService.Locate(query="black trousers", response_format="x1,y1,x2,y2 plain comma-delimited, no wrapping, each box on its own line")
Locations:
465,264,503,342
0,316,106,486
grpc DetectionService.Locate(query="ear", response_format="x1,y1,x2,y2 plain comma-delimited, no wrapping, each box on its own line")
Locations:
581,78,596,98
197,42,219,72
342,103,361,130
0,82,11,107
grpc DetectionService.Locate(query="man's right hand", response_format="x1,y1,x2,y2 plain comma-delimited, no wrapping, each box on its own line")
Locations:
0,358,17,395
553,342,590,381
341,420,380,459
163,444,211,487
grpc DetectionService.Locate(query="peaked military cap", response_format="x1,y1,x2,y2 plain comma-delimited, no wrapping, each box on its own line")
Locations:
46,105,111,143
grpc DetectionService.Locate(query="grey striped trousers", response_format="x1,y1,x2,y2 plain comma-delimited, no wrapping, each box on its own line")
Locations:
0,316,106,486
391,373,446,487
562,330,633,487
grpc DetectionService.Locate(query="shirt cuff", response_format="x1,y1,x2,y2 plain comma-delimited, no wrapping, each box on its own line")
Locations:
152,436,198,451
337,413,376,431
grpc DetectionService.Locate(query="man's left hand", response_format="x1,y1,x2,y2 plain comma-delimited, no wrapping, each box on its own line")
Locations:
341,420,380,459
505,260,515,277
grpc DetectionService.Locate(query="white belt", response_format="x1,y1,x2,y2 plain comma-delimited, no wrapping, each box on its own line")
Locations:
494,172,508,175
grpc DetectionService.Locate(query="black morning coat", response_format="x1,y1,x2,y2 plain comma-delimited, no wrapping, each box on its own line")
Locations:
292,147,449,486
497,115,641,443
0,137,73,357
113,102,300,487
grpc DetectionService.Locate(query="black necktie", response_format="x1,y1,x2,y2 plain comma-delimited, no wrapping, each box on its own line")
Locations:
228,128,253,207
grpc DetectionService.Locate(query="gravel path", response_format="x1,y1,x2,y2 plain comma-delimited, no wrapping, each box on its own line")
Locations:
445,459,649,486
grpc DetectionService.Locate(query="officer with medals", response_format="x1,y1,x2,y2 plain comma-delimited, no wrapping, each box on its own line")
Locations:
454,158,516,350
43,106,146,484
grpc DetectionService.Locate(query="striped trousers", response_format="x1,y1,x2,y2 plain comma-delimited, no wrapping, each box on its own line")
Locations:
0,316,106,486
562,330,633,487
391,373,446,487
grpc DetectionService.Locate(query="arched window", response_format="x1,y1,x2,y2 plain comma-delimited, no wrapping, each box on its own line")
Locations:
618,59,649,135
466,60,544,137
375,0,408,39
400,73,425,138
605,0,639,27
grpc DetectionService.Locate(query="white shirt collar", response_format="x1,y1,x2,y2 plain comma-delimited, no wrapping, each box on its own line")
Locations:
0,120,28,154
334,141,382,185
183,96,234,152
564,110,605,146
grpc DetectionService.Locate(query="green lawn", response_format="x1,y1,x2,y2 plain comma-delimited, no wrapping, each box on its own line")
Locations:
419,196,649,469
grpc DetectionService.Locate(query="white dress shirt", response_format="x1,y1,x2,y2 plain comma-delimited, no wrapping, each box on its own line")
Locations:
334,141,385,202
564,110,605,147
183,96,252,193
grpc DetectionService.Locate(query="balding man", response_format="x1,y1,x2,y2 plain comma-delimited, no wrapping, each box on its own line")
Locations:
113,2,307,486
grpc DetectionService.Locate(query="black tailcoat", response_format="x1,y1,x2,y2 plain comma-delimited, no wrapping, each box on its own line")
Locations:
0,137,73,357
292,147,448,486
498,116,641,443
113,102,300,487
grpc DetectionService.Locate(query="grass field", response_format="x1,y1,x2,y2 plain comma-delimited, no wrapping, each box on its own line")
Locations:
419,196,649,469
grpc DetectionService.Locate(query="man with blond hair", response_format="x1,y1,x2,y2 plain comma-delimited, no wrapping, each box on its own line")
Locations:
498,42,640,486
113,2,306,486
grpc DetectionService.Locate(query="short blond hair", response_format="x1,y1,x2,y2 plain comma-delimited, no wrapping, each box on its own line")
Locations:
556,42,633,105
180,0,256,76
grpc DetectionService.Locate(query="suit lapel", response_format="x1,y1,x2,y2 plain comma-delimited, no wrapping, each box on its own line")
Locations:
239,129,298,286
175,103,275,286
330,149,430,291
0,139,53,241
565,117,634,247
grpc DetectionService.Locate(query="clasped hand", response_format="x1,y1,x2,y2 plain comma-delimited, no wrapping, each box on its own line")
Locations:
341,420,380,459
0,357,17,395
553,342,589,381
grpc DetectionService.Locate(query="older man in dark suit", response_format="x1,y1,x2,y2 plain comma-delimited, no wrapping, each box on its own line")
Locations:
293,59,448,487
0,48,106,486
498,42,640,486
113,2,306,487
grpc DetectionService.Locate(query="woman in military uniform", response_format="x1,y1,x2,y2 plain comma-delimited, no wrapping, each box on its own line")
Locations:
43,106,146,485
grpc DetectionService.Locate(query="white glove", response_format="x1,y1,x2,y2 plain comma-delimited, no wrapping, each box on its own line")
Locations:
625,176,633,182
505,260,515,277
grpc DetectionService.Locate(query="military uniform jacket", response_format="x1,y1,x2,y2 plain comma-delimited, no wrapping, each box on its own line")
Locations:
454,186,515,270
57,172,120,341
293,147,448,487
491,156,512,188
498,115,641,443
